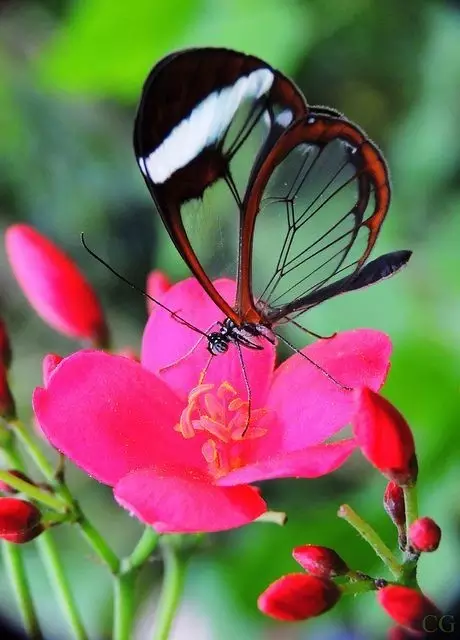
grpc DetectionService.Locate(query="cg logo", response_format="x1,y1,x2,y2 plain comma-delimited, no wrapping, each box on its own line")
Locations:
422,615,455,633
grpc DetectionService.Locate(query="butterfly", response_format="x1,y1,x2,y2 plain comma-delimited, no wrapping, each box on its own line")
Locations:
133,47,410,382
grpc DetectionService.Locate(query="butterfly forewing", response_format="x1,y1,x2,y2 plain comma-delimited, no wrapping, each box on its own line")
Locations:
134,48,308,322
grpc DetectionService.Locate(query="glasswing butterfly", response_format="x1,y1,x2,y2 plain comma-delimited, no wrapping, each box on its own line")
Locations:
132,47,411,395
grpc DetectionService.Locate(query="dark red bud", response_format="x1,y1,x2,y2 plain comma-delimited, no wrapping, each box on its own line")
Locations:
408,517,441,553
377,585,441,632
353,388,418,486
0,470,34,494
0,365,16,419
0,318,12,369
293,545,349,577
258,573,341,622
0,498,43,543
384,481,406,527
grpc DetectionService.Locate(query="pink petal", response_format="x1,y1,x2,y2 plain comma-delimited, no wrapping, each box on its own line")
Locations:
142,277,275,406
114,465,267,533
5,224,108,345
33,351,205,485
265,329,391,451
218,439,355,485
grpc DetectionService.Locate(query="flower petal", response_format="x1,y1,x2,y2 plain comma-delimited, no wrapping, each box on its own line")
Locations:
265,329,391,450
142,277,275,406
218,440,355,485
114,465,267,533
5,224,108,344
33,351,204,485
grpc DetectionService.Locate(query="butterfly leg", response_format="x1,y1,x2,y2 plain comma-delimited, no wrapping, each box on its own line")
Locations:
275,331,351,391
158,321,220,373
287,318,337,340
235,343,252,437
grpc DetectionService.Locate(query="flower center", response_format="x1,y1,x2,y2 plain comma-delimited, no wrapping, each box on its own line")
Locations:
175,381,268,479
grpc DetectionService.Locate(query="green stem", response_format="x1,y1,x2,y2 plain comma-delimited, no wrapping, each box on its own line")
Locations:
10,420,57,481
122,527,159,574
36,531,88,640
2,441,89,639
5,420,120,573
77,511,120,574
340,579,379,596
1,542,43,639
338,504,402,580
113,572,137,640
403,484,419,529
0,470,66,512
153,539,188,640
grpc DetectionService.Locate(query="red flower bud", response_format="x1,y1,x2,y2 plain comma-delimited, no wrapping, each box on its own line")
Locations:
0,365,16,419
0,318,12,369
5,224,109,346
146,270,171,315
408,517,441,553
377,585,441,631
0,470,34,494
0,498,43,543
353,388,418,486
293,545,349,577
384,481,406,528
42,353,63,387
258,573,341,621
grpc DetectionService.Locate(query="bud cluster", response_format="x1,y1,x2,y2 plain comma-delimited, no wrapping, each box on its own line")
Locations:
258,388,443,634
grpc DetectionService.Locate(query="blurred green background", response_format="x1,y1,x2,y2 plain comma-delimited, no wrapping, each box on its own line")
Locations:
1,0,459,638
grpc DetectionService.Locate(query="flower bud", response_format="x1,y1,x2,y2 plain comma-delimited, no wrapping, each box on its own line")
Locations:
377,585,441,631
293,545,349,578
352,388,418,486
42,353,63,387
0,470,34,494
146,270,171,315
5,224,109,346
408,517,441,553
0,365,16,419
258,573,341,621
0,318,12,369
384,481,406,528
0,498,43,543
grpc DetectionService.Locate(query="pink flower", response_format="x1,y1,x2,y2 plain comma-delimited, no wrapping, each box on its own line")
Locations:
33,277,391,534
5,224,108,346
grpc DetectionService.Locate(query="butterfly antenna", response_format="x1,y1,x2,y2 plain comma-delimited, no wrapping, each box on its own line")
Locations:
80,233,207,337
275,331,352,391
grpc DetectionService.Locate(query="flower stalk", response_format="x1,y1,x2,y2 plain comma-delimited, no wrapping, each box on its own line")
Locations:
337,504,402,580
153,538,188,640
1,542,42,639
